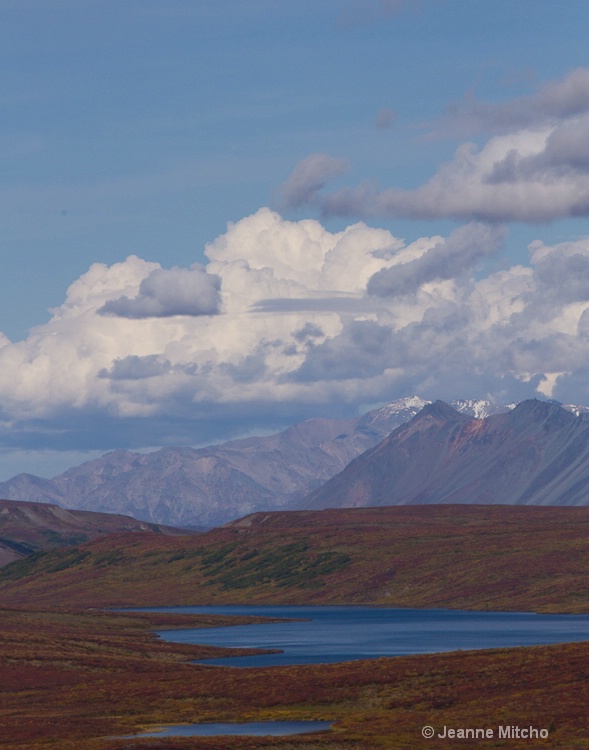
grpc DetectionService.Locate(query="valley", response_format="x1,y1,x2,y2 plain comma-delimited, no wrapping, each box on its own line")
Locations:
1,503,589,748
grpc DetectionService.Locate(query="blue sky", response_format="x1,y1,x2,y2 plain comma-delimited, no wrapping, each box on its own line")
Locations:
1,0,589,478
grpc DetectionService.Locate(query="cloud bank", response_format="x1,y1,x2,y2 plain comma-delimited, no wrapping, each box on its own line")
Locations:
0,207,589,452
286,68,589,223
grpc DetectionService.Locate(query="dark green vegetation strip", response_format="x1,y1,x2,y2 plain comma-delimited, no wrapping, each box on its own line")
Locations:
199,541,351,590
0,536,36,556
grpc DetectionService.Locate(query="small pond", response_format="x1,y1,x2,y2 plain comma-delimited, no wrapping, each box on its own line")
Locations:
117,720,332,738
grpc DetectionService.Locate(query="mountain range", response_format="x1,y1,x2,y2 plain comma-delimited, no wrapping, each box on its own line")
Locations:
1,396,589,526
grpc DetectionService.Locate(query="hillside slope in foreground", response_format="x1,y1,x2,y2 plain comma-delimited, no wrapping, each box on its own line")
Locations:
1,504,588,613
0,497,189,567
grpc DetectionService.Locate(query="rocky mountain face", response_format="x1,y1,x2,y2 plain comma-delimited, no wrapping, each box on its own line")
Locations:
305,399,589,510
0,498,189,567
0,397,433,527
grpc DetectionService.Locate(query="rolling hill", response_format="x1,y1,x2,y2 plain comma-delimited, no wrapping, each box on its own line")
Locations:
1,504,588,613
0,498,192,567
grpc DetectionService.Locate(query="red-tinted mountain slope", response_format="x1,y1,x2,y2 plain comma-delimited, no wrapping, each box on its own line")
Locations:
305,399,589,509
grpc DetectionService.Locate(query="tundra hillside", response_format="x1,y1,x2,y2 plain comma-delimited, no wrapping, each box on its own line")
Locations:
0,498,189,567
1,505,588,612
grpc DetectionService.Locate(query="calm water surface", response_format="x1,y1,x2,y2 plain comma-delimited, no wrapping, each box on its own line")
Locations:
139,605,589,668
118,721,332,738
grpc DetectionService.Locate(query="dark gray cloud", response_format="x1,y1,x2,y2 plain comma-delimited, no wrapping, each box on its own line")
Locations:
100,265,220,318
293,322,324,342
367,222,506,297
534,249,589,304
288,300,492,389
99,355,171,381
278,153,348,209
308,69,589,224
291,320,397,382
487,116,589,185
287,286,563,408
219,352,269,384
0,401,328,454
321,135,589,223
578,309,589,340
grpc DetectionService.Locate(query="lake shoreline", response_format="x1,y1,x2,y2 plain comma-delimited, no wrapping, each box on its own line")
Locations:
140,604,589,668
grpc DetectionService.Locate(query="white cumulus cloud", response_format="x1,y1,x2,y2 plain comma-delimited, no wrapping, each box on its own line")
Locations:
0,208,589,452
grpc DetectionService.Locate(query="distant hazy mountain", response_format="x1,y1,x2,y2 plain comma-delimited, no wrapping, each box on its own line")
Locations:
305,399,589,510
0,498,188,567
0,397,432,526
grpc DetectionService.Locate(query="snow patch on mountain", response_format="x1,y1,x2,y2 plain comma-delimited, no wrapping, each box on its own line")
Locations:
450,400,508,419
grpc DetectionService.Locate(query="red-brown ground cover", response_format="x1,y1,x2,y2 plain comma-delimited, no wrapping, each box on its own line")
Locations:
1,506,588,748
1,606,588,749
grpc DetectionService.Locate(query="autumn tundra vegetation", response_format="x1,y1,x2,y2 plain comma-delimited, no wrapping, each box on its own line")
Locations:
1,504,589,749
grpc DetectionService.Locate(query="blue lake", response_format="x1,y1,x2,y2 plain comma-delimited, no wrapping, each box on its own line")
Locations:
141,605,589,668
117,721,332,738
